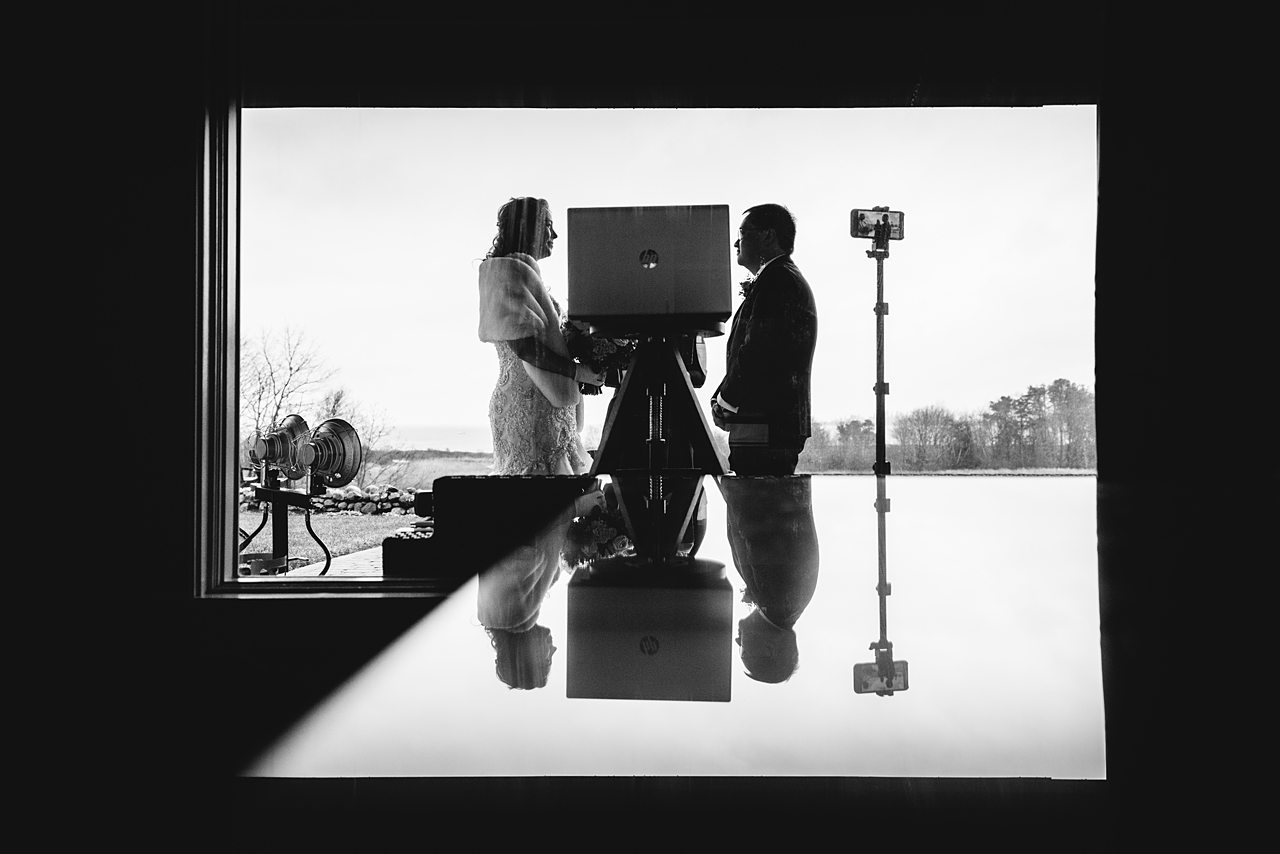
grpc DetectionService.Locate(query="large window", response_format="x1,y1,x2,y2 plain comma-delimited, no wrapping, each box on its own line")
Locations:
228,106,1095,586
197,9,1104,600
241,106,1096,451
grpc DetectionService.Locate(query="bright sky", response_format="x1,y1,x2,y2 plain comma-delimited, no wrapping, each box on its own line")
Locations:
241,106,1096,445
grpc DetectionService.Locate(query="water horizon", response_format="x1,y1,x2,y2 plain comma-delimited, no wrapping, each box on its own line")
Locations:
389,424,493,453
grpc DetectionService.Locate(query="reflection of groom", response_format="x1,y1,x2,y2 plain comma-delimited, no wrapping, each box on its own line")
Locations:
721,475,820,683
711,204,818,476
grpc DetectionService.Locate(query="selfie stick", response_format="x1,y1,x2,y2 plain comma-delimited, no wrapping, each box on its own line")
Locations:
852,206,908,695
869,215,896,689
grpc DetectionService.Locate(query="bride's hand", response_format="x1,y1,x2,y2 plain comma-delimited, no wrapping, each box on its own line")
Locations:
575,363,605,387
574,486,607,517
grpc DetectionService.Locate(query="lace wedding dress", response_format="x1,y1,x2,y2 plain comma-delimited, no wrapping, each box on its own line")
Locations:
489,340,588,476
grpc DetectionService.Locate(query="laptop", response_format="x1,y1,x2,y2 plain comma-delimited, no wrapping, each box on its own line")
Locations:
566,205,733,335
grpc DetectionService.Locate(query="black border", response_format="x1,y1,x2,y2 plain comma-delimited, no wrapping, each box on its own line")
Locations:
105,0,1228,835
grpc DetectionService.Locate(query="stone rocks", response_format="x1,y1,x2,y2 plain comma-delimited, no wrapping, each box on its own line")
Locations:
238,484,425,517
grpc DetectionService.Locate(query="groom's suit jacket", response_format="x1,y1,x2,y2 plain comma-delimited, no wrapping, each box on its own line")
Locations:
714,254,818,449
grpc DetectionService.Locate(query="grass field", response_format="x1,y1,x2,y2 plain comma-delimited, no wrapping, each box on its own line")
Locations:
363,452,494,491
238,450,492,567
238,510,419,566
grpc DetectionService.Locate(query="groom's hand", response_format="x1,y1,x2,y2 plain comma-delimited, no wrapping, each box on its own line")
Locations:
710,394,733,430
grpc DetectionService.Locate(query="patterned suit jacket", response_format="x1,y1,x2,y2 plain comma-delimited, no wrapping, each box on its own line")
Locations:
714,255,818,448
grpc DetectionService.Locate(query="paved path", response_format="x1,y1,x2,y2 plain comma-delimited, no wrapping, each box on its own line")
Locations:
288,546,384,577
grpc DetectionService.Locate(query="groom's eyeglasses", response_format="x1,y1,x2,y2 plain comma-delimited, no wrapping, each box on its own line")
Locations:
738,227,767,238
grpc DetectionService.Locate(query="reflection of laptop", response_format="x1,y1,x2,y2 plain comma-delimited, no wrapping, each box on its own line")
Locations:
566,559,733,702
567,205,732,335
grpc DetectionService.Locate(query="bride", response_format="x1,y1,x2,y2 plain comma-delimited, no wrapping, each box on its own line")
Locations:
477,197,605,476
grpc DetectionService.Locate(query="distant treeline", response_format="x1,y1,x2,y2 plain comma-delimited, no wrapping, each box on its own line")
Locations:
800,378,1096,473
384,448,493,460
380,379,1095,474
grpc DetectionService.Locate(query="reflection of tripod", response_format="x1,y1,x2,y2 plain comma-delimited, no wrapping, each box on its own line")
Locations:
590,335,728,561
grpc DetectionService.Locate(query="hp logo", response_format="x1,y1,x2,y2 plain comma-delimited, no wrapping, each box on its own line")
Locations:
639,635,660,655
639,249,659,269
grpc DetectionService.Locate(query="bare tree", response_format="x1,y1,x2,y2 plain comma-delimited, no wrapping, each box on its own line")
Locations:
313,385,407,490
239,328,414,488
1046,378,1096,468
944,412,984,469
240,327,336,451
892,405,955,471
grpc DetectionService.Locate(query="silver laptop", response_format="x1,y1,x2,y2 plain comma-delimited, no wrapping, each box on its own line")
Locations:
567,205,732,333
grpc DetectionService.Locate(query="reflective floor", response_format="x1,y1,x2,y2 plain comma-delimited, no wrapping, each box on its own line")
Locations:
247,474,1103,779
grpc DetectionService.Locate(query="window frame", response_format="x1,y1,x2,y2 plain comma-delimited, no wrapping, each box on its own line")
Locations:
194,7,1105,600
195,10,457,599
175,4,1223,811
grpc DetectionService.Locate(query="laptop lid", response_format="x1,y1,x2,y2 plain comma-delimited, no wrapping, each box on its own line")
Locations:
566,205,732,332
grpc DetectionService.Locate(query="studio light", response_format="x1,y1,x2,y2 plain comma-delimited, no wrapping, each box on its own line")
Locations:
249,413,310,480
298,417,363,489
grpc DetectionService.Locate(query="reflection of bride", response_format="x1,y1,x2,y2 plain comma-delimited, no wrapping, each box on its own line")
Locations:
477,516,565,690
477,489,605,689
486,626,556,691
477,197,605,475
476,527,566,635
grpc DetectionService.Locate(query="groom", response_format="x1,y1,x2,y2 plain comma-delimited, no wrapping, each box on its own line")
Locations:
711,204,818,476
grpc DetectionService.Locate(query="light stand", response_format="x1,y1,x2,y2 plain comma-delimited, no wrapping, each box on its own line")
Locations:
241,465,328,575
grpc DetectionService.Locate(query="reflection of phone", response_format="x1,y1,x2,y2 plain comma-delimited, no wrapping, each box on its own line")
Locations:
853,660,909,693
574,479,605,517
850,209,905,241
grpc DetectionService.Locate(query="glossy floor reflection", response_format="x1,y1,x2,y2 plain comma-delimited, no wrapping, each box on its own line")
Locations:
247,475,1103,779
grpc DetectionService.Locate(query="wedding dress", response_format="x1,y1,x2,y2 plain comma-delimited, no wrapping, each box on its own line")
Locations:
478,251,588,476
489,340,588,475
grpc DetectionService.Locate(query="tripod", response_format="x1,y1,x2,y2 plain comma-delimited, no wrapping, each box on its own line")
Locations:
590,335,728,561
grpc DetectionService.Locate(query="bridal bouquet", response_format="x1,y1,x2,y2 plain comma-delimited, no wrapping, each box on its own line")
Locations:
562,484,632,568
562,319,637,395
